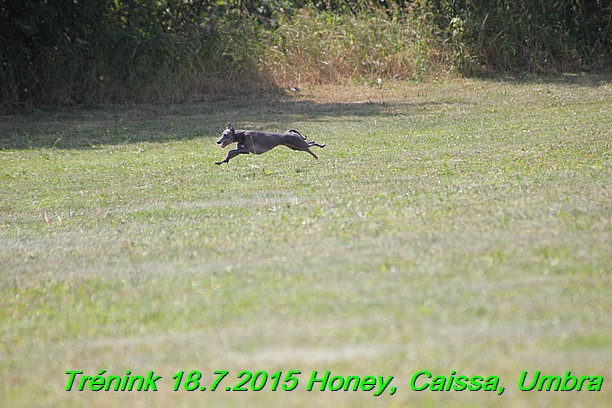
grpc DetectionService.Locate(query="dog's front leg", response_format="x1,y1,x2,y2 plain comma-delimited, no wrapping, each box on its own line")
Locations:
215,148,248,165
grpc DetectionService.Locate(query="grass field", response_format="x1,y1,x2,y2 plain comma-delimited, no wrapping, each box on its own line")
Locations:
1,74,610,407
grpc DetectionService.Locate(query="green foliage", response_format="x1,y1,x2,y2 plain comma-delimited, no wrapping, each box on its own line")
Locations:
0,0,273,109
457,0,612,71
0,0,609,109
263,5,462,84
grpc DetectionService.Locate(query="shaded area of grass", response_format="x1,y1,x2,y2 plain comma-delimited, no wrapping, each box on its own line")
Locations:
1,72,609,150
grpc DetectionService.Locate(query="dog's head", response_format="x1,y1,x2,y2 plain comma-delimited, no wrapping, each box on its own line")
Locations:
216,122,236,148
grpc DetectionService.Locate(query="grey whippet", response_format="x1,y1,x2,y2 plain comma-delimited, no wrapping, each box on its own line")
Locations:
215,122,325,165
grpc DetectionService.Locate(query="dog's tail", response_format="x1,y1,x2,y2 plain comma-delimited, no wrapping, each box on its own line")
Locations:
288,129,307,140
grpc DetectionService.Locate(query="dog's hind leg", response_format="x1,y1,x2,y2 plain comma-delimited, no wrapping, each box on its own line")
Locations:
284,142,319,159
305,149,318,159
308,141,326,148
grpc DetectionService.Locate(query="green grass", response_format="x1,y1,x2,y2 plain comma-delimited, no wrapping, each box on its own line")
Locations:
1,74,610,407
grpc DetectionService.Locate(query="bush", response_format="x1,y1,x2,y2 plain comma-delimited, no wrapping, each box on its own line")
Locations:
262,5,465,85
428,0,611,72
0,0,273,110
0,0,609,110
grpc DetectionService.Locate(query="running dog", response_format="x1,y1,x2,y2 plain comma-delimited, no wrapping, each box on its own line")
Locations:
215,122,325,165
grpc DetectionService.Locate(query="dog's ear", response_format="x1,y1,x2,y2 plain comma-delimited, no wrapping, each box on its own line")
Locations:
225,122,235,132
